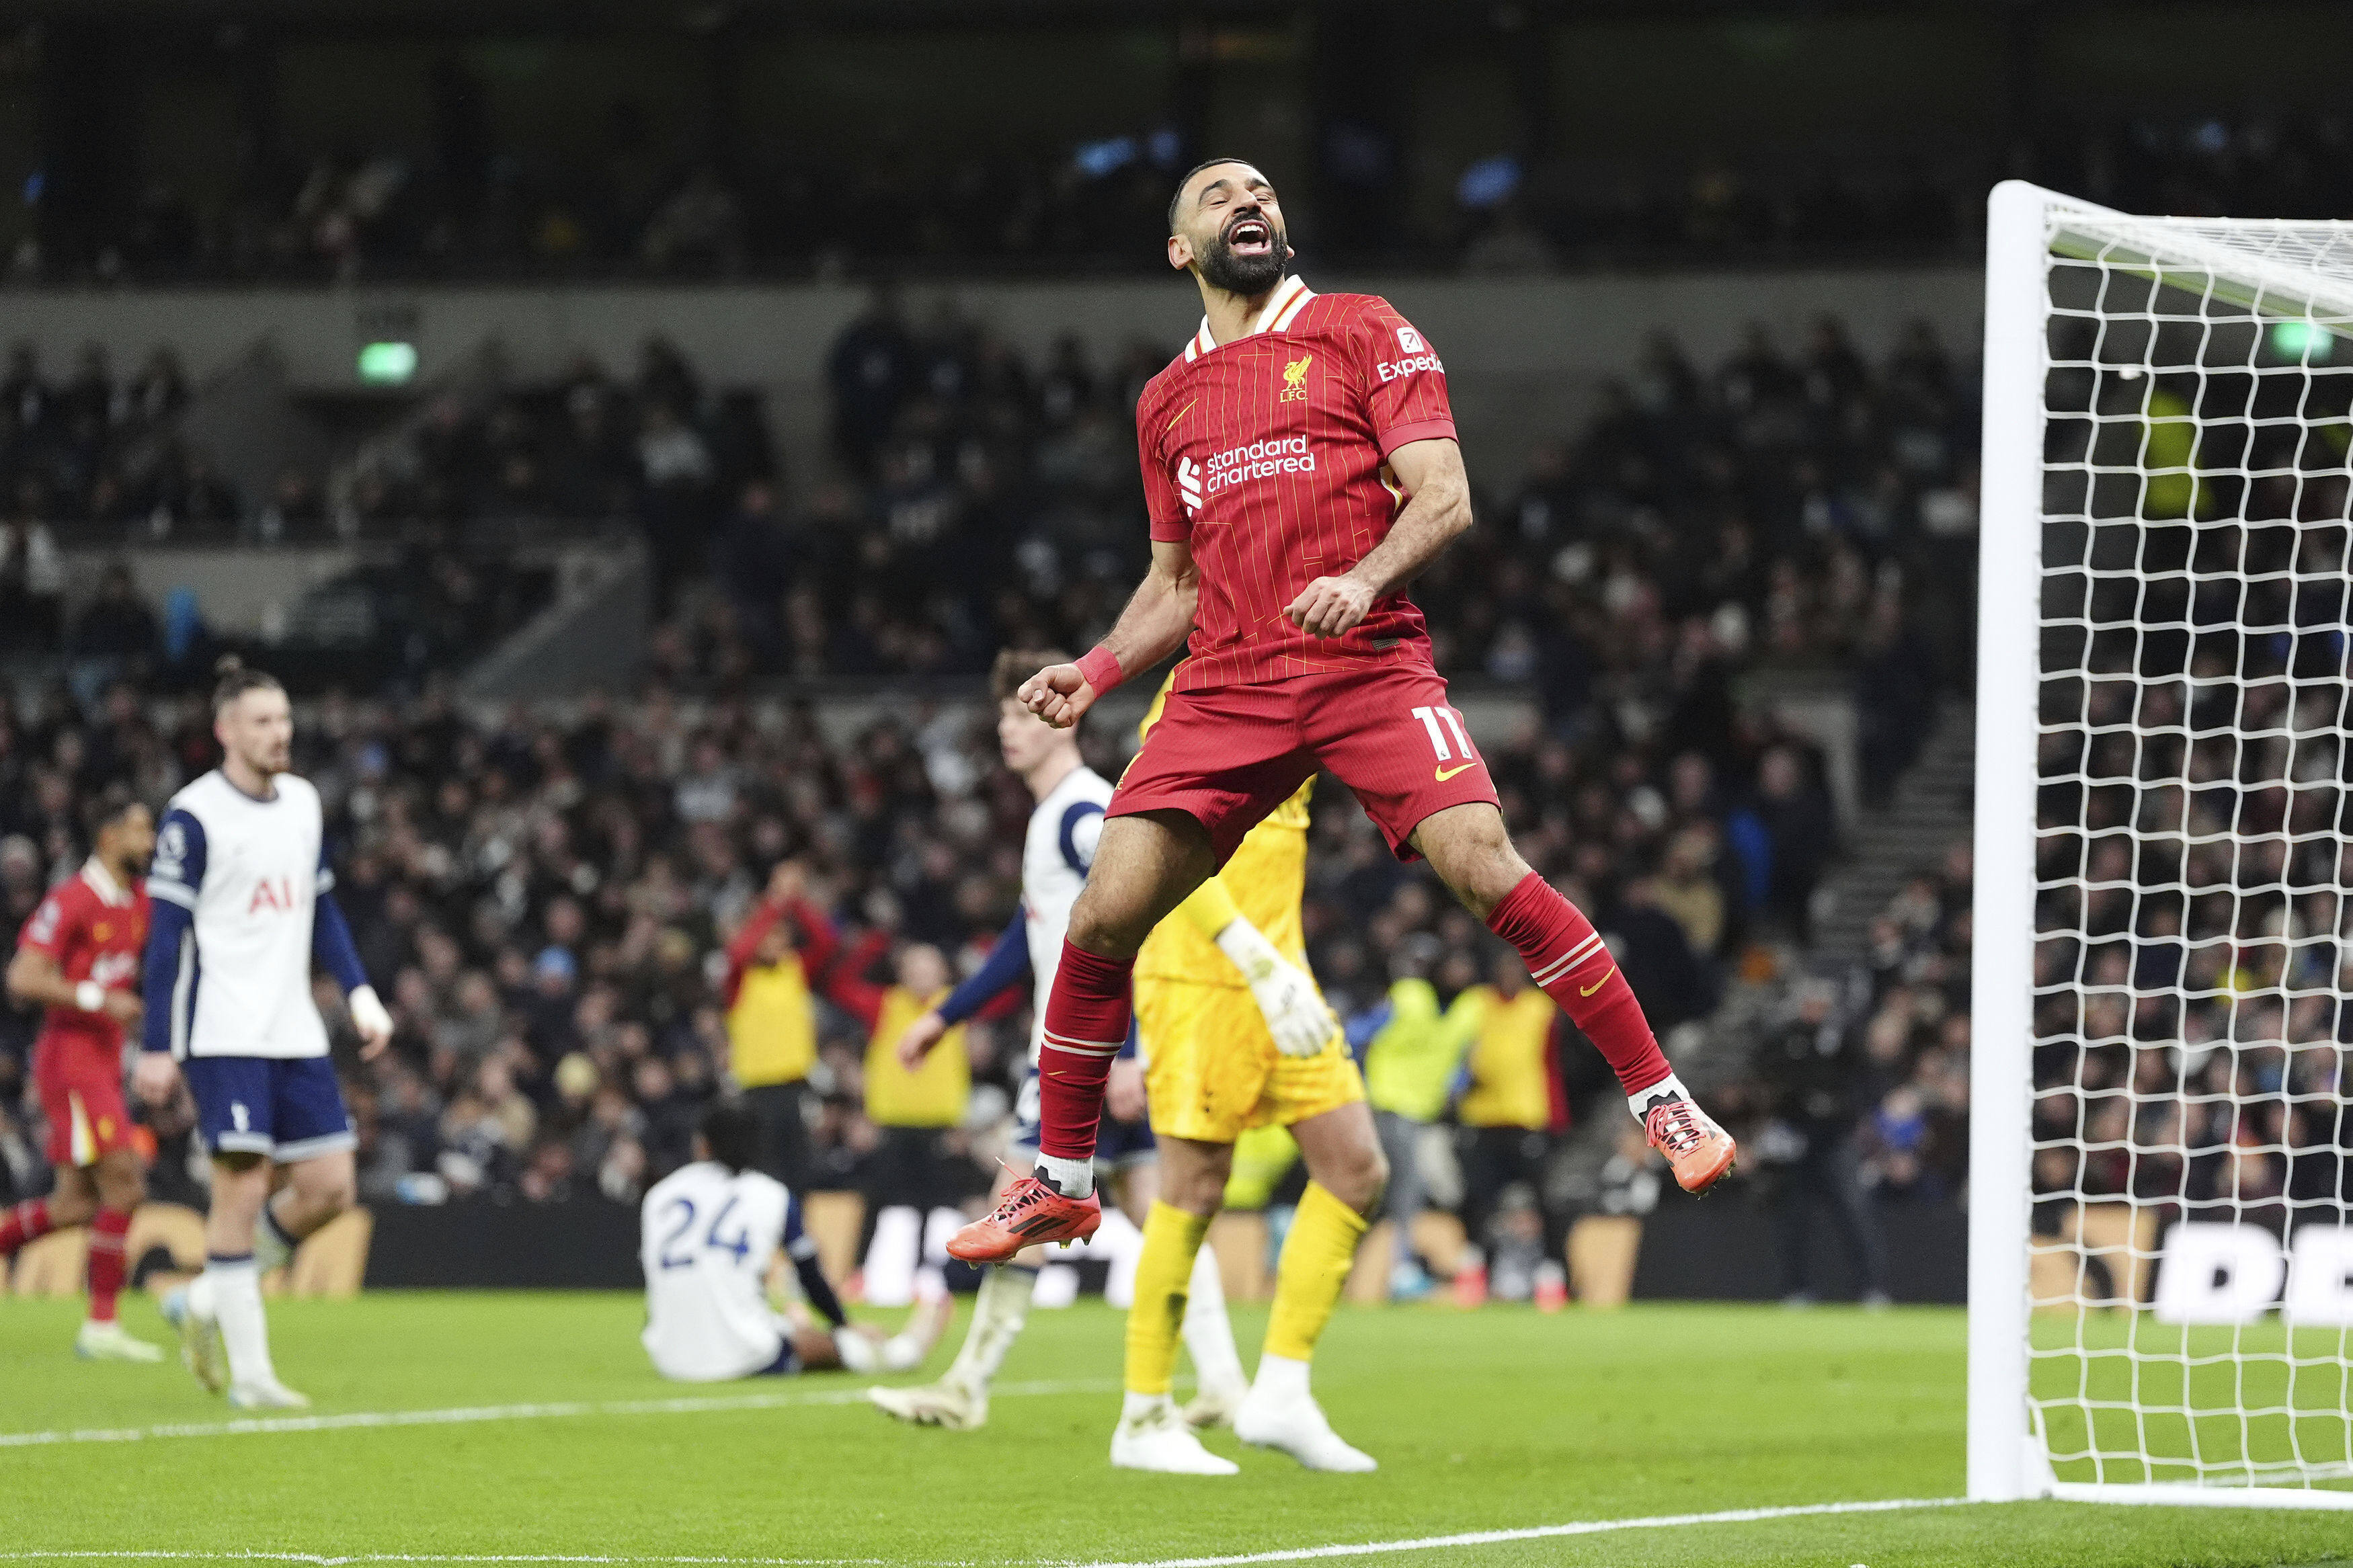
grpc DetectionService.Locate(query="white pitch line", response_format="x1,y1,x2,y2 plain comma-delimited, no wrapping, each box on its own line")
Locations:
0,1500,1979,1568
0,1378,1118,1450
1069,1496,1975,1568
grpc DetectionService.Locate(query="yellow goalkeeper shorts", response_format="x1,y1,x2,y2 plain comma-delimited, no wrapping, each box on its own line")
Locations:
1135,978,1363,1146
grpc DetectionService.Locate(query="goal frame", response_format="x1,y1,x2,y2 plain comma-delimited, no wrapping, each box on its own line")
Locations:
1966,179,2353,1512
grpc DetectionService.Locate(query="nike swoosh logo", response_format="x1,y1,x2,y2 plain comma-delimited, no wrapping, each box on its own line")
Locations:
1579,966,1618,998
1164,398,1199,435
1434,762,1476,782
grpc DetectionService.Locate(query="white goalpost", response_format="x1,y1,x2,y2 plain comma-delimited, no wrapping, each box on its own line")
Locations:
1970,180,2353,1510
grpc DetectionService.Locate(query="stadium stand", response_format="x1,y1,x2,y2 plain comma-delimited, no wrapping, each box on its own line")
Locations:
14,106,2347,284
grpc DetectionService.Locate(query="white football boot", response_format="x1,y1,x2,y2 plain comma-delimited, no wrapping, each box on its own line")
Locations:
159,1285,227,1393
75,1319,165,1362
1111,1395,1239,1475
1180,1382,1245,1430
867,1378,986,1431
227,1377,311,1411
1234,1364,1377,1473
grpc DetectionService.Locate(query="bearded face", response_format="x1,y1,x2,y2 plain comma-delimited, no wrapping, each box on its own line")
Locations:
1193,200,1289,295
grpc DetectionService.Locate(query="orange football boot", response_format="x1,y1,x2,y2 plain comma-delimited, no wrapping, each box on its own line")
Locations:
945,1175,1102,1264
1644,1096,1737,1194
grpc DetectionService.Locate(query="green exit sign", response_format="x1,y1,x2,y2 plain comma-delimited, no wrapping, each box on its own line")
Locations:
358,341,419,384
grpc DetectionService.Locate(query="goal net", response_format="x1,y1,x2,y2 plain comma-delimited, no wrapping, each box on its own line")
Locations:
1970,181,2353,1510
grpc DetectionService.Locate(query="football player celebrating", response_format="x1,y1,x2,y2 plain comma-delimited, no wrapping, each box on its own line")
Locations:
953,159,1734,1278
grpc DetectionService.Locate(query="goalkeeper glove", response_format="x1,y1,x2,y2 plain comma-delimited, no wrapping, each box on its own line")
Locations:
1215,919,1337,1059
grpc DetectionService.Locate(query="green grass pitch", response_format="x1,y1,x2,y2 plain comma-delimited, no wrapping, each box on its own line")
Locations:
2,1292,2348,1567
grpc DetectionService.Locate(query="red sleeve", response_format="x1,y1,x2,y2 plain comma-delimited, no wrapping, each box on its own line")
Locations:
1349,298,1457,456
722,898,787,1007
1138,389,1193,544
17,889,72,962
814,928,891,1030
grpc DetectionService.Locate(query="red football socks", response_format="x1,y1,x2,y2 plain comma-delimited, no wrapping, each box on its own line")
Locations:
1486,871,1673,1100
85,1206,130,1323
0,1197,51,1255
1036,940,1134,1167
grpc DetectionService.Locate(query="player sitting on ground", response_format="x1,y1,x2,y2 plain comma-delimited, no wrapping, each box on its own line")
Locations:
0,788,161,1362
950,158,1735,1275
870,649,1312,1434
1113,672,1380,1475
641,1100,951,1382
137,660,397,1411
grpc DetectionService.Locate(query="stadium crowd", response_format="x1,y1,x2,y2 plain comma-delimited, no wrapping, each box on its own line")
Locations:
24,108,2344,286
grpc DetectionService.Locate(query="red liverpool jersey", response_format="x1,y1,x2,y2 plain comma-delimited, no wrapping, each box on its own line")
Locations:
17,860,149,1062
1134,276,1458,693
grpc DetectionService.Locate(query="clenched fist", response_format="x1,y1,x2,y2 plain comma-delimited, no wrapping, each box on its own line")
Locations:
1285,575,1374,638
1017,663,1098,729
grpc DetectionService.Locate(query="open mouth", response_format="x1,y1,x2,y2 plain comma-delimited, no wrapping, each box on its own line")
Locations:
1224,214,1274,256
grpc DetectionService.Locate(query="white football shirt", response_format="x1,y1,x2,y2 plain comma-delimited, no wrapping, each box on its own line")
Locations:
1017,763,1112,1058
149,770,331,1061
639,1161,813,1382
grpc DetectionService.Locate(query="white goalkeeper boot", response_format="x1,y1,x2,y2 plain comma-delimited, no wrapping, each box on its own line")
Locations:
1111,1393,1238,1475
1233,1354,1376,1473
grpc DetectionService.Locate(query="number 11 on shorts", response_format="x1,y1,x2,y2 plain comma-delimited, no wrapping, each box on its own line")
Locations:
1410,704,1475,764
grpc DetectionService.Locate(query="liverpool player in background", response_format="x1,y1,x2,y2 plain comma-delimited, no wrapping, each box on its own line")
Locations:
951,160,1736,1286
1,788,161,1361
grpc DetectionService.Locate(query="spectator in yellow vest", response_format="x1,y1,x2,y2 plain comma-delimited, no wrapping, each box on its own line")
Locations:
722,862,832,1188
815,936,974,1243
1361,936,1484,1298
1453,950,1571,1308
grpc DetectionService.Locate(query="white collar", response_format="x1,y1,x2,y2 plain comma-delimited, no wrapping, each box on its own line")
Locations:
80,857,132,908
1187,276,1316,361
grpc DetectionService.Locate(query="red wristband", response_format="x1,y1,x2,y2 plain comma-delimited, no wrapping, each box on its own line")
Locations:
1076,646,1123,694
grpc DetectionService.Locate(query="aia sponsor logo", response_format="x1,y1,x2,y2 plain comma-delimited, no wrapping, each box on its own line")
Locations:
247,875,300,915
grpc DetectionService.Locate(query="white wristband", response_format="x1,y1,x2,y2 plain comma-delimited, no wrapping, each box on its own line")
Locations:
75,980,105,1014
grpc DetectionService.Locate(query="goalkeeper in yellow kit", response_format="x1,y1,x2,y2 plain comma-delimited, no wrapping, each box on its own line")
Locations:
1111,675,1387,1476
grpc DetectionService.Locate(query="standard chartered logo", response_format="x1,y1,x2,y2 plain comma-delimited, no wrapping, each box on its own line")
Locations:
1203,434,1316,495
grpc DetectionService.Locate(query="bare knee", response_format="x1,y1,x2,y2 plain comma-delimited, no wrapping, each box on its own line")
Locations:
286,1161,356,1230
1417,807,1531,921
1066,887,1150,960
1314,1138,1389,1216
93,1156,145,1214
1160,1141,1233,1219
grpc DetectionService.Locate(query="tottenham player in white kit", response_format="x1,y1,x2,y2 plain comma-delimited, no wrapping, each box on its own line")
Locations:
870,650,1328,1435
642,1101,951,1380
134,663,395,1410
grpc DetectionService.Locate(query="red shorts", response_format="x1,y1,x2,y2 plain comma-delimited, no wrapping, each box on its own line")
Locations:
32,1034,134,1168
1112,665,1501,864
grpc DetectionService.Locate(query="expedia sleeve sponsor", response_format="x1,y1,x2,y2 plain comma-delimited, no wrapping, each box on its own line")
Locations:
1204,434,1316,495
1375,352,1445,382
